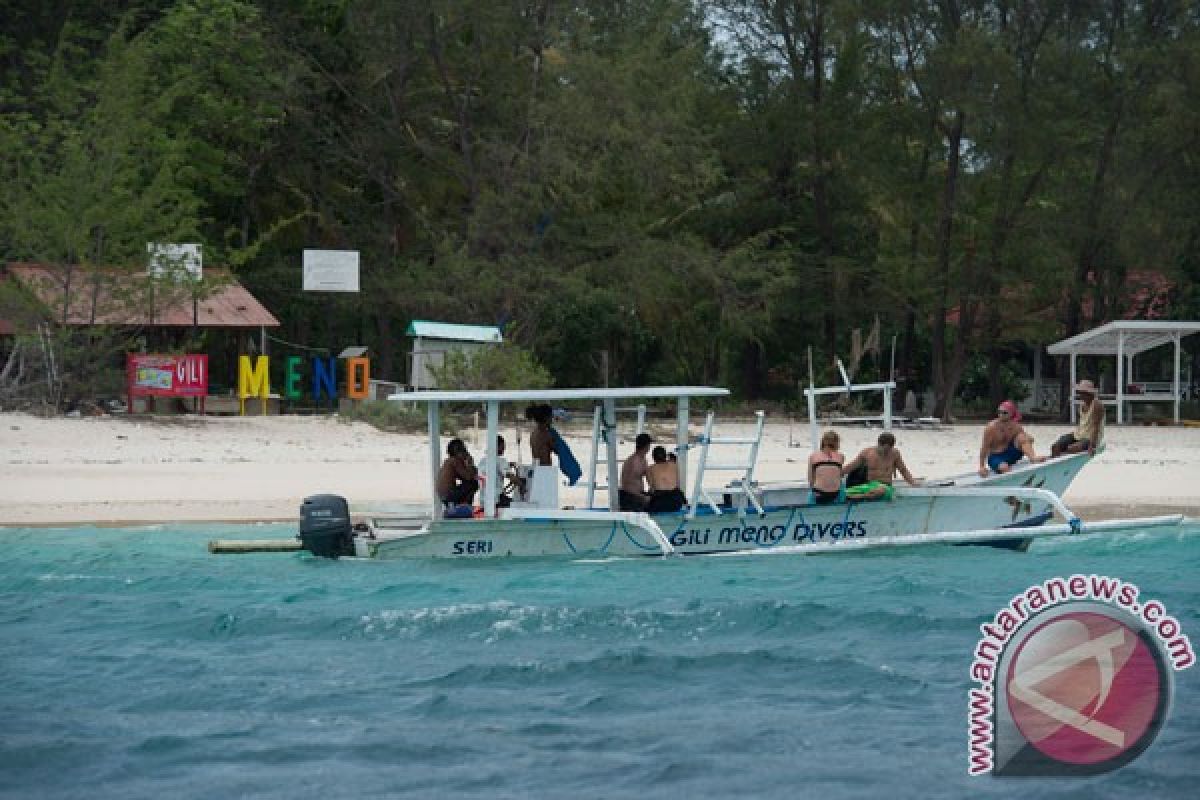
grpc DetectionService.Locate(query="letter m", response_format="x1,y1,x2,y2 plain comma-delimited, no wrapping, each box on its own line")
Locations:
238,355,270,416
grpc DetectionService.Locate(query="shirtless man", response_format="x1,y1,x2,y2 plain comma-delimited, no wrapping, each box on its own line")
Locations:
646,445,686,512
436,438,478,507
978,400,1044,477
619,433,653,511
526,403,554,466
841,432,919,501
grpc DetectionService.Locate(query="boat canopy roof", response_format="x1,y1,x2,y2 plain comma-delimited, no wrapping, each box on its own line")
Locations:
387,386,729,403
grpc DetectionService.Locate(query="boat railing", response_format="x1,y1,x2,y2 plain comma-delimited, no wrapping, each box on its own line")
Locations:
583,404,647,508
498,508,675,556
705,514,1183,557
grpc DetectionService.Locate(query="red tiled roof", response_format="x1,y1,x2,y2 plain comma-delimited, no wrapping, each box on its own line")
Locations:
2,262,279,328
945,269,1174,328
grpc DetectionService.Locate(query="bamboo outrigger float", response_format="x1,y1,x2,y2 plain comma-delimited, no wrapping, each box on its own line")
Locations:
209,385,1183,560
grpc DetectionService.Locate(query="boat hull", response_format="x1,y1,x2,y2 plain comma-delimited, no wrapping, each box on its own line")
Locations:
353,454,1090,560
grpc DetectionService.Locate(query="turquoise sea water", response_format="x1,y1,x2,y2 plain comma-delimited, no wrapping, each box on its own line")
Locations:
1,522,1198,799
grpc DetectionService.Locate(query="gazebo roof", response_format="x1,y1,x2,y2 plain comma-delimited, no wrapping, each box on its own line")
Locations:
1046,321,1200,357
2,262,279,328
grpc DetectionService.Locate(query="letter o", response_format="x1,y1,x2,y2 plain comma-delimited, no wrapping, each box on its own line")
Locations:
1158,617,1179,640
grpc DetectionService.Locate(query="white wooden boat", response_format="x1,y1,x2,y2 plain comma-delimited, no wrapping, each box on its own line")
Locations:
209,386,1182,559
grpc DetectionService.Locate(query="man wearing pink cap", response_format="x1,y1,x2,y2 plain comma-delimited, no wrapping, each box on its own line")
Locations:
1051,379,1105,457
978,400,1045,477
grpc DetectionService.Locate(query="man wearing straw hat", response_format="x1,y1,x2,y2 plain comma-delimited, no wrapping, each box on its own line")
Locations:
1051,379,1105,458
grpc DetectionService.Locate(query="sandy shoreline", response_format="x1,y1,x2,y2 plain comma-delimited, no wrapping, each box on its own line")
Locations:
2,411,1199,527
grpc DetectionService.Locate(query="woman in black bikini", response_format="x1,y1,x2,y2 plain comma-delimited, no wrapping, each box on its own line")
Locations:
808,430,845,504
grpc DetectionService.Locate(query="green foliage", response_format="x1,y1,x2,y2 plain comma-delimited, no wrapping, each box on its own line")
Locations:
959,356,1029,406
429,343,553,391
338,400,428,433
3,0,1200,413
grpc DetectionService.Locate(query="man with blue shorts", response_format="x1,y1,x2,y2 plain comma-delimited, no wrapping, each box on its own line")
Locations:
978,400,1045,477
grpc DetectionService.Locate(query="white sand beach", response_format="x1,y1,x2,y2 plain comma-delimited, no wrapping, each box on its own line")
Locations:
1,411,1198,526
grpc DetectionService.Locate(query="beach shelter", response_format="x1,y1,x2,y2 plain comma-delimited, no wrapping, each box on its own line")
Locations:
406,320,503,390
1047,321,1200,424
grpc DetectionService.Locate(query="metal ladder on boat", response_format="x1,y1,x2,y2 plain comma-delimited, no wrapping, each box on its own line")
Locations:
687,410,766,518
584,404,647,508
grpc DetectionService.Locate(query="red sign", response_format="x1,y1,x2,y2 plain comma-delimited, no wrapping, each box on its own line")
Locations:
127,354,208,398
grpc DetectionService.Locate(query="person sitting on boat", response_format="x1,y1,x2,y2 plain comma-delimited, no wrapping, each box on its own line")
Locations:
1051,379,1105,458
842,432,919,501
807,430,845,505
645,445,686,513
619,432,654,511
477,435,520,508
437,438,479,510
978,400,1045,477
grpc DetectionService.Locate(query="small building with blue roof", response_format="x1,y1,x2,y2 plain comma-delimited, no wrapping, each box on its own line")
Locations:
407,320,503,390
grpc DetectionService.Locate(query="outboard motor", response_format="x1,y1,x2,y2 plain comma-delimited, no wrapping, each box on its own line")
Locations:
299,494,355,558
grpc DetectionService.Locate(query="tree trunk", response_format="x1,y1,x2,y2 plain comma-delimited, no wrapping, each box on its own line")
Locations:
931,110,965,420
1062,108,1121,418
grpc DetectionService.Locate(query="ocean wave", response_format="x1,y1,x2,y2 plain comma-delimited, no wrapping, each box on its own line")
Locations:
353,596,971,646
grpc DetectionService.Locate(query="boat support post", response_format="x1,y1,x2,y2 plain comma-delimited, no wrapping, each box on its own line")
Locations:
676,396,690,495
428,400,441,519
603,398,619,511
483,399,499,517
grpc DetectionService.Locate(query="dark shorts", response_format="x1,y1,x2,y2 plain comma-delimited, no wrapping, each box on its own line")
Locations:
987,442,1024,472
811,488,842,505
619,490,648,511
441,478,479,506
646,489,686,513
1054,433,1090,452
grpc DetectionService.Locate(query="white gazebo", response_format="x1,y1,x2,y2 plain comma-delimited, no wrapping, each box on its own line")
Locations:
1046,321,1200,424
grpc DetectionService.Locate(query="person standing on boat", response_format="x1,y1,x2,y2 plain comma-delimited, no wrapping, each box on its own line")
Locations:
619,432,654,511
807,430,845,504
978,400,1045,477
527,404,554,466
841,432,919,501
646,445,686,512
1050,380,1105,458
437,438,479,508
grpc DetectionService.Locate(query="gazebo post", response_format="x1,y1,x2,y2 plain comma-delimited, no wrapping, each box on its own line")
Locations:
1116,332,1125,425
1069,353,1078,424
1175,333,1182,425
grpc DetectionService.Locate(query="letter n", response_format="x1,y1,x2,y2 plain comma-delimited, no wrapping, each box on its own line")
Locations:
312,357,337,403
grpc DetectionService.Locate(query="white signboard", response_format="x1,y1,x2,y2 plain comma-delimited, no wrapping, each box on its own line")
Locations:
303,249,360,292
147,243,202,281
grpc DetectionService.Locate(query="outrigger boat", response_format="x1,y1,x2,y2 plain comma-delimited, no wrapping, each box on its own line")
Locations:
209,386,1182,559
